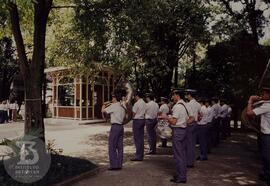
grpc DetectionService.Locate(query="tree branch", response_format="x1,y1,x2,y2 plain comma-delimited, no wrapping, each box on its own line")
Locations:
7,3,29,76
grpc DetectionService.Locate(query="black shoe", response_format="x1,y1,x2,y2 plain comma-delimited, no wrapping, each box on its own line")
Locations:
187,165,194,168
130,158,143,161
196,157,207,161
170,178,186,183
259,173,270,181
108,167,122,171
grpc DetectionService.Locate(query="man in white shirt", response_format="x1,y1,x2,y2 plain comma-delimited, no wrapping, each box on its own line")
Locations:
206,100,215,154
0,101,4,124
158,97,170,147
130,91,146,161
247,87,270,183
197,99,209,160
145,93,159,155
102,90,126,171
10,100,19,122
186,89,201,167
220,99,229,139
211,97,221,147
2,100,9,123
162,89,192,183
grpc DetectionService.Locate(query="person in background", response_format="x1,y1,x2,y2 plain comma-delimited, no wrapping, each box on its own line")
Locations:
158,97,170,148
227,104,232,137
219,99,229,139
205,99,215,154
0,101,4,124
2,100,9,123
10,100,19,122
130,91,146,161
145,93,159,155
186,89,201,168
196,99,209,161
211,97,221,147
19,101,25,121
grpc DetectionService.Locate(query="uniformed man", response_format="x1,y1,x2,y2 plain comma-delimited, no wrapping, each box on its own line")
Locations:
161,89,192,183
246,87,270,184
211,97,221,147
197,99,209,161
186,89,201,168
145,93,159,155
130,91,146,161
206,99,215,154
158,97,170,147
101,90,126,170
219,99,229,139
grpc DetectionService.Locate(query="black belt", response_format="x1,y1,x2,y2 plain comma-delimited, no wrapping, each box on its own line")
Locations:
112,123,122,126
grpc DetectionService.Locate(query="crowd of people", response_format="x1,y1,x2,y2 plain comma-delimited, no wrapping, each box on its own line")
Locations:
0,100,25,124
101,88,233,184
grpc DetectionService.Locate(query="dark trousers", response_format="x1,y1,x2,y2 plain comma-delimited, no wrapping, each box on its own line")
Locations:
161,138,167,147
220,118,228,139
262,134,270,178
172,127,187,182
186,122,197,166
109,124,124,169
3,111,8,123
132,119,145,160
197,125,208,160
146,119,158,153
212,118,220,147
9,110,12,121
206,122,213,152
225,117,231,137
0,111,3,123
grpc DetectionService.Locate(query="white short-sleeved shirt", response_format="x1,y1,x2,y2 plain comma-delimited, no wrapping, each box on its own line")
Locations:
212,103,221,119
2,104,8,111
0,104,4,111
206,106,214,123
188,99,201,121
253,102,270,134
171,100,191,128
10,103,19,110
227,106,232,117
159,104,170,115
220,104,229,118
104,102,125,125
198,105,209,125
132,98,146,119
145,101,159,119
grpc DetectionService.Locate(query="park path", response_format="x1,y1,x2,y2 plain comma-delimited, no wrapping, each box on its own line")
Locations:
71,131,267,186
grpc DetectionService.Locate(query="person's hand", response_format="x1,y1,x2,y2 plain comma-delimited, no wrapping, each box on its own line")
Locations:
248,95,262,103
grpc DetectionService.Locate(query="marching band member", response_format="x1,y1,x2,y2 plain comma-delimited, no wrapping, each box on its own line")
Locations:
101,90,126,171
186,89,201,168
219,99,229,139
211,97,221,147
145,93,159,155
158,97,170,147
246,87,270,184
161,89,193,183
130,91,146,161
197,99,209,161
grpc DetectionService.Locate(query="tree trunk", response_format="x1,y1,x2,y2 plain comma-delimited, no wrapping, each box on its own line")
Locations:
8,1,52,149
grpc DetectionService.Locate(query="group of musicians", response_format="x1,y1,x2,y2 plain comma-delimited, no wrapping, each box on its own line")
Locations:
101,86,270,184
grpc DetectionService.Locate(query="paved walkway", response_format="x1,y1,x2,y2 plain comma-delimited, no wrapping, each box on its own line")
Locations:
72,132,267,186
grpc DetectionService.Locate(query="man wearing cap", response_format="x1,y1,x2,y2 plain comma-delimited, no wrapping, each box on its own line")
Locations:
186,89,201,168
246,87,270,184
102,90,126,170
159,97,170,147
130,91,146,161
161,89,193,183
145,93,159,155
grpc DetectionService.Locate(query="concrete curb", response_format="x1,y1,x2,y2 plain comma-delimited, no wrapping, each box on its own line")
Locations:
54,166,106,186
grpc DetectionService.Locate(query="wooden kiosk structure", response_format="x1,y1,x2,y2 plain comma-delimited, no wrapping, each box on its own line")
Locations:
45,66,116,120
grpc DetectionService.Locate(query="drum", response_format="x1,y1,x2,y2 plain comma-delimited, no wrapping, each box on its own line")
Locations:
156,119,172,139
